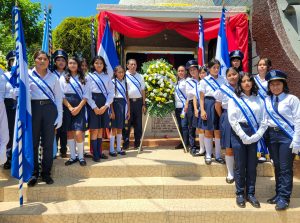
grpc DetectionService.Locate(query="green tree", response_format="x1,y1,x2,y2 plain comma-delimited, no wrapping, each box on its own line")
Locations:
53,16,97,63
0,0,43,66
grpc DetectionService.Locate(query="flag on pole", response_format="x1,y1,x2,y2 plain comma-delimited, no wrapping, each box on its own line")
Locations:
11,6,34,206
42,6,50,54
198,15,205,67
98,20,119,78
90,18,96,59
215,8,230,76
48,7,53,55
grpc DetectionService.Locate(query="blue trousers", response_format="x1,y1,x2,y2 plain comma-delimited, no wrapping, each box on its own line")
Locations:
186,100,196,149
231,123,258,196
265,127,293,202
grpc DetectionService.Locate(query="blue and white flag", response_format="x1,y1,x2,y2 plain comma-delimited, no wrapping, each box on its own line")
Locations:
98,21,119,78
11,6,34,190
215,8,230,76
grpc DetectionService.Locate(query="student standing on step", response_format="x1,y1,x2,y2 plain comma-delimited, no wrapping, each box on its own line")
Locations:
122,59,146,150
264,70,300,211
80,58,89,76
109,66,129,157
87,56,114,162
254,58,272,163
184,60,199,156
27,50,63,186
193,66,208,156
200,59,226,165
214,67,239,184
228,72,268,208
3,51,17,169
0,67,9,166
60,57,88,166
174,65,188,149
52,50,68,158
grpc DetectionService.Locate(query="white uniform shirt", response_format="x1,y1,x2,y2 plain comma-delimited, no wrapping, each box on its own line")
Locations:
126,71,145,99
53,70,66,80
59,74,89,99
3,72,15,99
213,84,234,109
0,69,6,103
175,78,187,108
86,72,114,109
228,93,268,139
199,74,227,97
29,68,63,115
254,74,268,98
265,93,300,147
185,78,198,101
112,78,127,99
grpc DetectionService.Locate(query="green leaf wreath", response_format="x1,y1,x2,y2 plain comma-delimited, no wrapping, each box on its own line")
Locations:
142,59,177,118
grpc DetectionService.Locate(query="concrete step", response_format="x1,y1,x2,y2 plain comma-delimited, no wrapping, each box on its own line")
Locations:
2,176,300,202
1,198,300,223
0,149,274,179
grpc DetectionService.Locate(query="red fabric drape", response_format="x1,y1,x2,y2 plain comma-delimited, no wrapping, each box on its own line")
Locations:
97,11,248,72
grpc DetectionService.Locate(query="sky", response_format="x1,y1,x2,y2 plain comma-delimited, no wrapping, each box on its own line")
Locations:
32,0,120,27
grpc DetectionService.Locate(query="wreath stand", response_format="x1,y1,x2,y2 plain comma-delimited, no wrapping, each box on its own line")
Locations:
138,113,188,154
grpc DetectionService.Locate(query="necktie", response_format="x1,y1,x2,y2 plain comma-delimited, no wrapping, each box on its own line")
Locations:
274,96,279,112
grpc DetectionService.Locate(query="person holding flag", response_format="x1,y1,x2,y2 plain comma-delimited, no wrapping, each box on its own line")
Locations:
3,51,17,169
27,50,63,186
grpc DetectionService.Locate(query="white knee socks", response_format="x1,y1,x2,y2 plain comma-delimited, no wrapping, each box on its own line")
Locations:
110,135,115,153
225,155,234,179
67,139,76,160
204,137,213,158
77,142,84,160
214,138,221,159
199,133,205,154
116,134,122,152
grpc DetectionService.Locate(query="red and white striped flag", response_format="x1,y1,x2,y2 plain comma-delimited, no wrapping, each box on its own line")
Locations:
198,15,205,67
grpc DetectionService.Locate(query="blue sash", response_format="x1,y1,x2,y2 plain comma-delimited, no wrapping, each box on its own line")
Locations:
264,96,294,140
112,79,128,119
69,76,83,100
30,71,55,104
219,84,235,99
2,72,15,88
126,74,142,96
254,75,267,99
53,70,61,79
231,93,268,156
88,73,105,95
203,76,220,92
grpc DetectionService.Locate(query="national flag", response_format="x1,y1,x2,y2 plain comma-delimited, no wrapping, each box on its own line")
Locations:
198,15,205,67
98,20,119,78
215,8,230,76
11,6,34,206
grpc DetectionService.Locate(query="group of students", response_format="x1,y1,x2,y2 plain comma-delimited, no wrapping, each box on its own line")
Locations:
0,49,146,188
174,51,300,210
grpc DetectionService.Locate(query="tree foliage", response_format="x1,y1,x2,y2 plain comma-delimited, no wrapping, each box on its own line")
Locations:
0,0,43,66
53,16,97,64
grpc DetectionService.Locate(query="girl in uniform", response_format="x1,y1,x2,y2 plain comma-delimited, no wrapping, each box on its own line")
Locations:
193,66,208,155
86,56,114,162
27,50,63,187
264,70,300,210
229,50,244,72
214,67,239,184
60,57,89,166
109,66,129,156
80,58,89,75
174,65,187,149
3,51,17,169
184,60,199,156
200,59,226,165
228,72,267,208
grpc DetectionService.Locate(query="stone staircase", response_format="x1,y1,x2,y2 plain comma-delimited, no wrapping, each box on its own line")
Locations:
0,148,300,223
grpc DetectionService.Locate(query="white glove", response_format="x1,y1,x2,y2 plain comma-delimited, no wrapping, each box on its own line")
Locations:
247,133,262,144
54,115,62,129
241,134,252,145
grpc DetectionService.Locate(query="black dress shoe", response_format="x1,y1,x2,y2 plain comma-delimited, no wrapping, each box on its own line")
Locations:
226,177,234,184
275,199,289,211
117,150,126,155
205,157,212,165
3,160,11,169
65,158,78,166
267,195,279,204
109,152,117,157
247,195,260,208
236,195,246,208
92,157,100,162
60,153,67,158
100,153,108,159
174,143,184,149
42,176,54,185
79,158,87,166
27,176,38,187
215,157,226,164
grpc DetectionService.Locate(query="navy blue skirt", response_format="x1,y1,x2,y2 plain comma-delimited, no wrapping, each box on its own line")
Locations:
220,109,232,148
88,93,109,129
111,98,126,129
63,94,86,131
201,96,219,131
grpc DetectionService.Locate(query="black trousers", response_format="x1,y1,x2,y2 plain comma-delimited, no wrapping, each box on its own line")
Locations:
4,98,16,159
175,108,184,139
56,126,67,154
31,100,57,177
122,98,142,148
